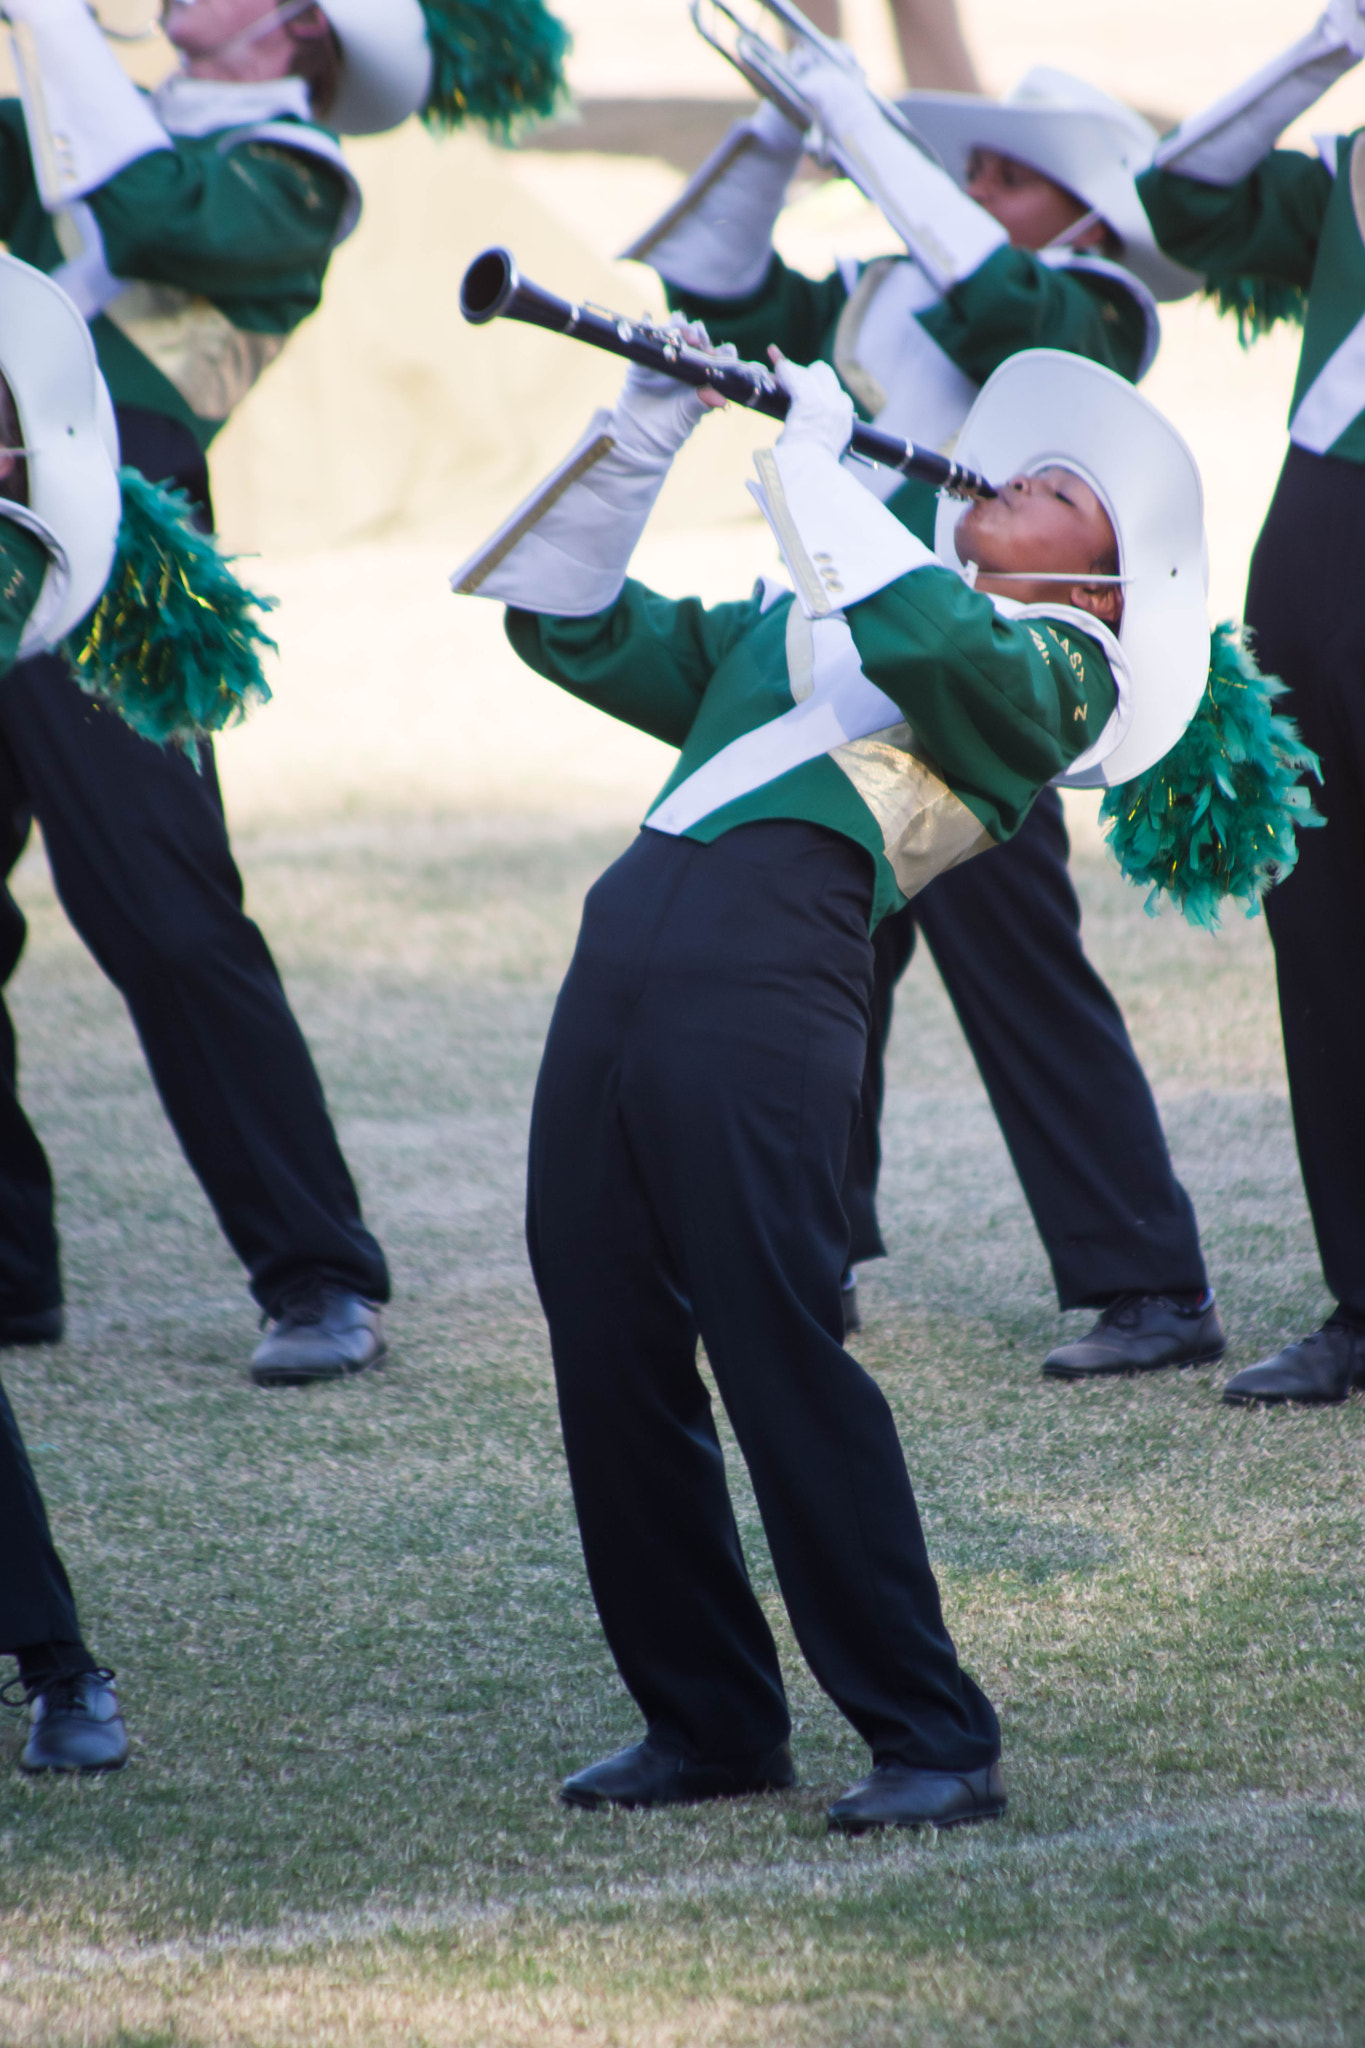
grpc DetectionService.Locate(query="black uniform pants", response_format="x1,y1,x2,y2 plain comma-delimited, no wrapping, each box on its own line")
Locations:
0,408,387,1318
0,1372,82,1656
841,787,1208,1310
1248,445,1365,1314
527,822,1000,1772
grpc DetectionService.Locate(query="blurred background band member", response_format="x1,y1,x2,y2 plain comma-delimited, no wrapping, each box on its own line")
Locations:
0,0,568,1385
625,31,1222,1381
1139,0,1365,1405
798,0,980,94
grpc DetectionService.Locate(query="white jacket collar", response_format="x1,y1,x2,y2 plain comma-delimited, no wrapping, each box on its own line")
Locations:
151,73,314,138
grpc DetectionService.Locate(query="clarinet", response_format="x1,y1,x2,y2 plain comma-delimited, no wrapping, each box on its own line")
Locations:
460,248,997,501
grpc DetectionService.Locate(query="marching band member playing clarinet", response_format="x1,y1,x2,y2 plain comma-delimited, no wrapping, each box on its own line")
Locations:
0,0,566,1384
621,35,1224,1380
1139,0,1365,1406
450,336,1219,1830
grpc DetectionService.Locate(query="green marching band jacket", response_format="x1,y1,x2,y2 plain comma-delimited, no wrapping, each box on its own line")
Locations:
0,83,355,451
668,249,1153,546
0,517,50,671
1140,137,1365,464
509,565,1117,935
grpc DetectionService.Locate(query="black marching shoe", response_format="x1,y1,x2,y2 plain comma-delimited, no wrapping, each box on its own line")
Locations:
0,1305,63,1347
561,1735,796,1811
251,1285,386,1386
828,1759,1006,1835
1222,1318,1365,1406
1042,1291,1225,1379
11,1671,129,1774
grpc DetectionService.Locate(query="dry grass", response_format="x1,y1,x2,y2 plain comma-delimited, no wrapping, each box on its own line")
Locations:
0,808,1360,2047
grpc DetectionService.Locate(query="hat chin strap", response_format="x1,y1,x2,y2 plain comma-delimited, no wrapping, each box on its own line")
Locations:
1042,206,1105,252
977,567,1129,584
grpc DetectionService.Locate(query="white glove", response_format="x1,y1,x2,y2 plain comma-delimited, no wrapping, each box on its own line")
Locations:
783,44,1006,291
609,324,726,468
2,0,171,209
1156,1,1365,184
774,355,854,459
620,108,806,296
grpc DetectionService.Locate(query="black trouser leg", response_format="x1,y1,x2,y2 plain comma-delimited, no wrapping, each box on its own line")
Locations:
529,824,999,1770
0,726,59,1316
0,658,388,1314
841,789,1207,1310
0,1373,82,1655
1249,447,1365,1314
842,903,916,1266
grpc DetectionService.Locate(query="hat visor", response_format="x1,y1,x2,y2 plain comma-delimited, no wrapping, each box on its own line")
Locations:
934,348,1209,787
321,0,431,134
898,92,1201,302
0,256,120,646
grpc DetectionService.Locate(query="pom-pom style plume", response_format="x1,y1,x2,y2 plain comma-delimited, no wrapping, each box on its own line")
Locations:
62,468,276,748
1202,272,1308,347
419,0,570,136
1100,622,1323,930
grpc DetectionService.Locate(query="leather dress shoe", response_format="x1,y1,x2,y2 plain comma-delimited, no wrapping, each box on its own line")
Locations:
0,1305,63,1347
251,1286,386,1386
1222,1319,1365,1405
1043,1292,1225,1378
561,1736,796,1810
828,1759,1006,1834
16,1671,128,1774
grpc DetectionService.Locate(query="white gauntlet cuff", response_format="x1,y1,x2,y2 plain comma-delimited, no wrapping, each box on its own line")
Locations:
1155,11,1362,184
5,0,171,207
451,411,674,618
748,439,935,619
620,111,806,298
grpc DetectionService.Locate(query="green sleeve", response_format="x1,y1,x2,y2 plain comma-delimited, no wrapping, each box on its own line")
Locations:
665,255,850,369
0,102,38,241
0,518,49,674
921,246,1148,385
847,570,1116,841
1137,153,1332,287
505,579,769,748
87,135,348,335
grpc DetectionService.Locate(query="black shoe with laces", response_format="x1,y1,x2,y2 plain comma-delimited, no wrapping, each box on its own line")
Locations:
251,1284,386,1386
1222,1317,1365,1405
4,1669,129,1773
1042,1291,1226,1379
561,1735,796,1811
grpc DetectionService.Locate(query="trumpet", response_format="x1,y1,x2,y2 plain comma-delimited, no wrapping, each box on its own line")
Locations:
690,0,935,162
460,248,996,500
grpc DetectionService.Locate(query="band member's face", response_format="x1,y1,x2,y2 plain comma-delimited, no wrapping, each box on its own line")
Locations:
164,0,278,57
957,467,1123,625
165,0,329,71
964,148,1102,252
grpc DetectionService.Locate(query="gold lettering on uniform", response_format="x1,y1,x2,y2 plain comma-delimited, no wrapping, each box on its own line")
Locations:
831,721,993,899
103,282,286,423
1074,703,1088,722
1028,626,1052,666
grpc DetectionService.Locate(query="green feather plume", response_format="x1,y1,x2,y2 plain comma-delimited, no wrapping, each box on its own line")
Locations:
62,467,276,748
1099,622,1323,930
419,0,570,137
1202,272,1308,348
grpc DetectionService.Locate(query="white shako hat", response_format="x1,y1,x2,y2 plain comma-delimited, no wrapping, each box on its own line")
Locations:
899,67,1201,303
0,254,121,657
934,348,1209,790
318,0,433,136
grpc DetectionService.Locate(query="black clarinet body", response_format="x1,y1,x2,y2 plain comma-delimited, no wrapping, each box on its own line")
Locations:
460,247,996,501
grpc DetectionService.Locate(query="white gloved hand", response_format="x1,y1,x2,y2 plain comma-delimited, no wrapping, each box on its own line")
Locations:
610,321,734,468
784,41,872,148
774,356,855,460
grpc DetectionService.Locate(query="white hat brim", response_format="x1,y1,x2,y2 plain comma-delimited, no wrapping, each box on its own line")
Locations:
934,348,1209,788
0,255,120,649
899,88,1202,302
320,0,432,135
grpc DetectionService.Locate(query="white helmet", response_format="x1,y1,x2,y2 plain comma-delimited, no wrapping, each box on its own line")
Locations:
900,68,1201,304
0,255,121,657
935,349,1210,789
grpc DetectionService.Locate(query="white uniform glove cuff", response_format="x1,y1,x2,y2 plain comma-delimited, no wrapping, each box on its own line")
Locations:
7,0,171,207
750,439,936,618
620,113,805,298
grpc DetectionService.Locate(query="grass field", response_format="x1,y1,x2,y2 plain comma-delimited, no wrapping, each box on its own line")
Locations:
1,804,1361,2047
